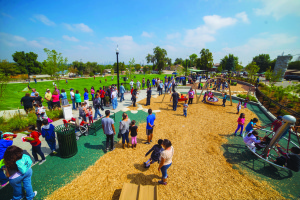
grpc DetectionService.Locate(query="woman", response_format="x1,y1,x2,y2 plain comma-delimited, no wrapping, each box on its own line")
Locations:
51,90,60,110
84,88,89,107
112,89,118,110
91,86,95,100
119,113,131,149
158,139,174,185
60,89,68,106
75,90,81,110
3,145,37,200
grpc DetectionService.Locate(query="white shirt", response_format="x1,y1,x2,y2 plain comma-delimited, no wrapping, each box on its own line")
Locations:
112,90,117,99
130,81,134,86
70,91,75,99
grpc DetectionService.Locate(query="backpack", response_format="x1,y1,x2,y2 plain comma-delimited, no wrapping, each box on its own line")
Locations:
79,107,85,117
16,154,32,174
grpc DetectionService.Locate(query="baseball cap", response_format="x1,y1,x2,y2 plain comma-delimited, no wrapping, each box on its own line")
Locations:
277,116,282,120
70,88,74,91
46,89,50,91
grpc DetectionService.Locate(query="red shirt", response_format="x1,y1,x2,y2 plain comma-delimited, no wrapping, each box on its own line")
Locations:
28,131,41,146
131,88,133,94
100,90,105,98
272,120,282,132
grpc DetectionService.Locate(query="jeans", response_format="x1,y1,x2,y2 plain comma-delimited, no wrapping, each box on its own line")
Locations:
159,88,162,96
72,99,76,109
32,143,45,161
120,93,125,102
146,97,151,105
183,110,187,117
47,101,53,110
222,99,226,107
76,102,81,109
188,98,193,104
94,107,102,120
46,139,56,151
36,120,43,133
161,163,172,179
173,101,178,111
9,168,35,200
165,86,167,93
132,97,136,107
234,124,244,136
121,130,129,144
112,97,118,109
91,94,94,100
106,134,114,149
0,166,9,185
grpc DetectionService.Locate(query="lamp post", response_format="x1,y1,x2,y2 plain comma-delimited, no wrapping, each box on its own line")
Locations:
22,51,29,83
185,57,188,77
116,46,120,96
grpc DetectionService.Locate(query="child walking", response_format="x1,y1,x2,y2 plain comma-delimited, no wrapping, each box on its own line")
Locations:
183,100,188,117
144,139,164,168
234,113,245,136
88,106,93,124
129,120,138,149
236,99,242,114
41,119,57,154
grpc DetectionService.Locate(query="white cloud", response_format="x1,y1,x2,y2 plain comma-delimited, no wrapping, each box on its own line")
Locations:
141,31,153,38
33,14,55,26
0,32,45,48
86,41,94,45
254,0,300,20
1,12,12,18
75,45,89,50
38,37,55,46
166,33,181,40
13,35,27,42
235,12,250,23
62,35,79,42
63,23,93,33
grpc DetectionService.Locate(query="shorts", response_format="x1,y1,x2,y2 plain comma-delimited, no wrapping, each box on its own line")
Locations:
52,101,61,108
24,106,33,111
146,129,153,135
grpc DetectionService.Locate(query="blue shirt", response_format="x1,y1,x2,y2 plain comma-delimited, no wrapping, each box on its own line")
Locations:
146,114,156,130
223,95,226,100
0,139,13,160
152,79,155,85
84,92,89,100
60,92,67,99
120,85,125,94
245,122,256,132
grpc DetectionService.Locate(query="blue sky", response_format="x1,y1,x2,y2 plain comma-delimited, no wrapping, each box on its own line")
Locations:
0,0,300,65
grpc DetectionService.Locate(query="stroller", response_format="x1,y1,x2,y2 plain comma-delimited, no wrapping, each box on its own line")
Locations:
63,117,89,140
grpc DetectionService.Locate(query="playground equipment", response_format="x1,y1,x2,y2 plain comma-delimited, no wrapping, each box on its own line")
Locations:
119,183,158,200
197,77,233,105
243,115,300,171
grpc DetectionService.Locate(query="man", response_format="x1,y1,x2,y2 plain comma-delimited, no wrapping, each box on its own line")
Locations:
146,87,151,106
70,88,76,110
164,81,168,93
145,109,155,144
159,81,163,96
152,78,155,88
120,83,125,102
130,79,134,89
107,86,112,104
170,90,179,111
30,88,38,97
93,94,102,120
172,78,176,92
102,110,116,151
142,78,145,89
199,75,202,83
21,93,34,114
45,89,53,110
132,88,137,107
136,80,141,91
54,86,60,95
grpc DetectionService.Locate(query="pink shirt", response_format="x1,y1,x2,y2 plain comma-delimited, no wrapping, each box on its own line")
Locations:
91,89,95,94
188,91,195,98
52,94,60,102
237,117,245,125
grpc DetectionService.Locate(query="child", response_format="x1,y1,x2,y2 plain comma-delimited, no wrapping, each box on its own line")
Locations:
243,130,262,153
41,119,57,154
271,116,283,133
144,139,164,168
236,99,242,114
274,144,300,172
245,118,261,134
222,92,227,107
25,125,46,165
244,97,249,109
88,106,93,124
129,120,138,149
202,92,207,103
234,113,245,136
183,100,188,117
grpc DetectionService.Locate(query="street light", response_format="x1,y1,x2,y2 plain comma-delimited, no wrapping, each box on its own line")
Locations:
185,57,188,77
116,46,120,96
22,51,29,83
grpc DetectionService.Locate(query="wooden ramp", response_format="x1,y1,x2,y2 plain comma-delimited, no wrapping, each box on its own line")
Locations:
119,183,158,200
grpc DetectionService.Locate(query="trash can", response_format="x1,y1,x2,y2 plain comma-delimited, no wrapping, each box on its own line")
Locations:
182,79,186,86
55,124,78,158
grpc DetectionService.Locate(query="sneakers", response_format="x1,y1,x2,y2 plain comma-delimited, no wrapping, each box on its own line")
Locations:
33,161,39,165
34,191,37,198
158,180,167,185
39,159,46,165
52,150,57,155
144,142,150,144
1,181,9,187
150,140,152,142
110,147,115,151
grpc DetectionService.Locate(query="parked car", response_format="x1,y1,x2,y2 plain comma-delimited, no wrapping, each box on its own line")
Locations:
284,75,300,81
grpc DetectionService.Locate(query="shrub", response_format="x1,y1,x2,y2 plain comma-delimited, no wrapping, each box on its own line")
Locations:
277,109,289,115
89,72,94,77
230,82,237,86
236,94,258,102
269,102,276,108
286,103,295,108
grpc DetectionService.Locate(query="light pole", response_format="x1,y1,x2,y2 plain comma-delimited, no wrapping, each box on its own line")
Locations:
22,51,29,83
185,57,188,77
116,46,120,96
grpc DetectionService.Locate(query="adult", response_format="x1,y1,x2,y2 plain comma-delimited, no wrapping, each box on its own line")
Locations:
107,86,112,104
84,88,89,107
158,139,174,185
93,94,102,120
75,90,81,110
100,87,105,106
199,75,202,83
0,132,13,187
142,78,145,89
51,90,60,110
130,79,134,89
20,93,34,114
70,88,76,110
33,92,43,107
119,113,131,149
152,78,156,88
79,102,88,122
145,109,155,144
44,89,53,110
3,146,37,199
171,78,176,92
170,90,179,111
164,81,168,93
187,88,194,104
136,80,141,91
54,86,60,95
112,88,118,110
147,79,150,88
102,110,116,151
146,87,151,106
120,83,125,102
132,88,137,107
91,86,95,100
158,81,163,96
30,88,38,97
60,89,68,106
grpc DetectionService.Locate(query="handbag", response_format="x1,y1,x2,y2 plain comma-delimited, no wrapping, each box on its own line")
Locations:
117,131,122,138
16,154,32,174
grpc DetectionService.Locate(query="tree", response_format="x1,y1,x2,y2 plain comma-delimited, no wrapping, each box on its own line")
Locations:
217,65,223,72
68,65,78,75
288,61,300,70
245,62,260,80
146,54,155,66
220,54,238,72
174,58,183,65
135,64,141,72
153,46,168,72
198,48,213,74
189,54,198,67
166,58,172,66
128,58,135,78
235,63,243,75
142,65,149,74
12,51,42,74
43,48,68,88
0,59,20,76
252,54,270,73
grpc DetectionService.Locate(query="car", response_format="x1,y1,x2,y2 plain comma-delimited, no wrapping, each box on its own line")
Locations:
284,75,300,81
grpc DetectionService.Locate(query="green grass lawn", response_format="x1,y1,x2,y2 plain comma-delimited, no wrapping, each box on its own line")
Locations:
1,74,168,110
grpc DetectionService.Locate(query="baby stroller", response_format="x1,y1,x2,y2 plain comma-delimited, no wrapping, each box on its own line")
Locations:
63,117,89,140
